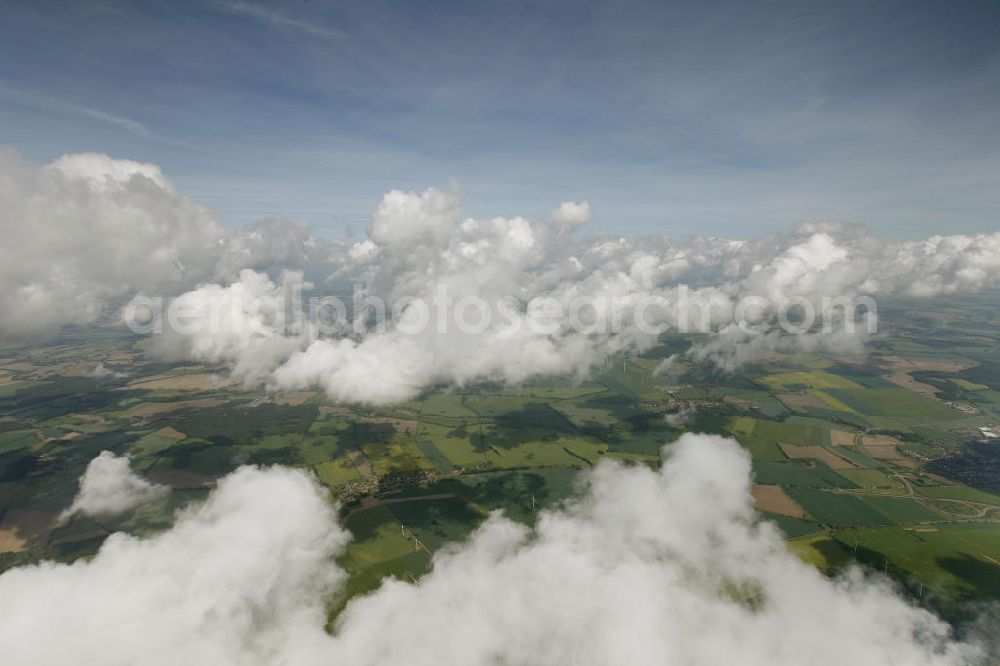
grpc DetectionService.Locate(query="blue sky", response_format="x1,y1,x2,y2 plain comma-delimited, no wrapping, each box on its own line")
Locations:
1,0,998,238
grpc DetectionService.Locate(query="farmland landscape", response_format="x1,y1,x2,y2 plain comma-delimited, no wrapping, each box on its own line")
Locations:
3,291,1000,625
4,1,1000,663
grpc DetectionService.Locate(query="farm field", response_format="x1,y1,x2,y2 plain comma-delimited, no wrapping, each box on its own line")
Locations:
0,292,999,623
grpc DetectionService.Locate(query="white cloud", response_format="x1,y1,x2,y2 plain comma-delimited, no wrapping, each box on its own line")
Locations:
148,269,309,386
0,435,982,665
60,451,169,520
266,190,612,403
4,465,343,666
5,148,1000,390
368,186,463,250
0,150,328,341
149,183,1000,402
330,434,978,665
0,150,225,340
551,200,592,227
93,363,129,379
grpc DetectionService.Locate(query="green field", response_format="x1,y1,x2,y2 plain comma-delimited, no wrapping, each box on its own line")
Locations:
832,523,1000,602
785,488,893,526
827,388,962,423
2,293,1000,622
837,469,898,488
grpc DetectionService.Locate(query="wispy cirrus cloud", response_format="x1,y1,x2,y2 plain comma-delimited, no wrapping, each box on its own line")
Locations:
0,82,151,137
217,1,348,40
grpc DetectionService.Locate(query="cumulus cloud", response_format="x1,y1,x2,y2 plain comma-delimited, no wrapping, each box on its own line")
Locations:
0,150,226,339
156,184,1000,402
0,150,327,341
5,147,1000,394
156,187,607,402
875,232,1000,297
148,269,310,386
551,199,592,227
330,434,979,665
663,406,694,426
0,435,983,665
60,451,169,520
92,362,129,379
685,323,871,373
6,464,343,666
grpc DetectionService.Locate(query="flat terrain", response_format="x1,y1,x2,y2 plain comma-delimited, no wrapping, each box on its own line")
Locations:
1,292,1000,622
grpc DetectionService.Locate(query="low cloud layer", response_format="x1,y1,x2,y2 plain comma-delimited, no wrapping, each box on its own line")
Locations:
4,151,1000,399
0,435,982,665
60,451,169,520
154,186,1000,403
0,150,322,340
